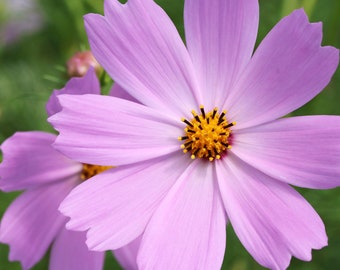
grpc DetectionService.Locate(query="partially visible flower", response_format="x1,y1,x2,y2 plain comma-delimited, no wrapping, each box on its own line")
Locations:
49,0,340,269
0,0,44,45
0,68,139,269
67,51,102,78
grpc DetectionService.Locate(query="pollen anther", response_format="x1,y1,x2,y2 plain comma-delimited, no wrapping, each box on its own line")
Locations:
179,106,235,161
81,164,113,181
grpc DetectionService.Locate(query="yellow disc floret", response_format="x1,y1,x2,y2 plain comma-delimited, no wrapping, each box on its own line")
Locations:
81,164,113,180
179,106,235,161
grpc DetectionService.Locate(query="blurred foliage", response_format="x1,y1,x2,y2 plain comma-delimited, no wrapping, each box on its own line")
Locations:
0,0,339,269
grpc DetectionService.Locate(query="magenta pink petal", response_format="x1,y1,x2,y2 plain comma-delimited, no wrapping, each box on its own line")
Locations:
113,235,141,270
46,67,100,117
49,94,182,166
225,9,339,128
232,115,340,189
85,0,200,117
0,179,77,269
0,132,81,192
217,154,327,269
59,153,191,250
184,0,259,109
49,228,104,270
137,160,227,269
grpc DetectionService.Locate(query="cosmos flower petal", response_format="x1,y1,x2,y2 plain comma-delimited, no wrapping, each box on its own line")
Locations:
49,229,104,270
59,153,191,250
232,115,340,189
49,94,181,166
113,236,141,270
46,67,100,117
0,132,81,192
137,161,227,269
84,0,200,117
184,0,259,108
0,180,77,269
225,9,339,128
217,154,327,270
109,83,139,103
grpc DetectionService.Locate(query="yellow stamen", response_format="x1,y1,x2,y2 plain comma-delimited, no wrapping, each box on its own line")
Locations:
179,106,235,161
81,164,113,181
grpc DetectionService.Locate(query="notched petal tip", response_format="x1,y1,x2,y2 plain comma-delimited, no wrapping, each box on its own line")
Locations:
47,94,79,124
217,155,329,269
226,6,339,128
289,8,338,51
84,12,104,24
104,0,125,15
58,200,77,230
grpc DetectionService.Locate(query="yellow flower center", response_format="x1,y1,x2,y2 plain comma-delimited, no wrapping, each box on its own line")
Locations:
81,164,113,180
179,106,235,161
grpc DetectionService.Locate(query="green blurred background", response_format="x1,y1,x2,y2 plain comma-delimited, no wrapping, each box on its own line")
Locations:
0,0,339,269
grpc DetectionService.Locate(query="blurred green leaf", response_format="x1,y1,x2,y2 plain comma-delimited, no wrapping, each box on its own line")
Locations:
281,0,317,17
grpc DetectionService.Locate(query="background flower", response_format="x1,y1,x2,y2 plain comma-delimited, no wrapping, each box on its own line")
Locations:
0,131,104,270
0,69,102,269
0,69,139,269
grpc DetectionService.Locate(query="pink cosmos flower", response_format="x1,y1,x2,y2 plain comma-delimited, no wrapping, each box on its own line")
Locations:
49,0,340,269
0,69,139,270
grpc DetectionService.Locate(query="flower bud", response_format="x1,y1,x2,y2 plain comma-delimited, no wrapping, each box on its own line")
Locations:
66,51,102,77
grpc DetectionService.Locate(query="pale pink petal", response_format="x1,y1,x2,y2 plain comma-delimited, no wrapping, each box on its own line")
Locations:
46,67,100,117
59,153,191,250
0,179,78,269
85,0,200,118
113,235,141,270
0,132,81,192
138,160,227,269
109,83,139,103
49,94,182,166
184,0,259,108
225,9,339,128
217,154,327,270
49,228,104,270
232,116,340,189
